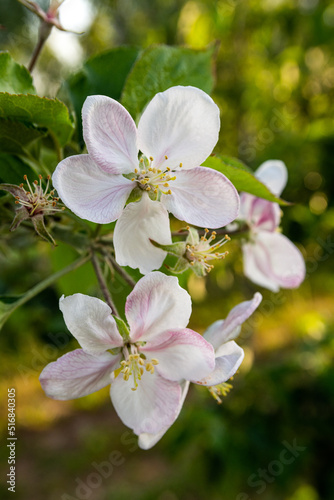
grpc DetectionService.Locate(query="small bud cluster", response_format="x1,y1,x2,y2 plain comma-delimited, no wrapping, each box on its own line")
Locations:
15,175,64,217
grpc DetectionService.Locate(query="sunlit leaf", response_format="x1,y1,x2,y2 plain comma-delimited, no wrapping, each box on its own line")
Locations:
203,155,290,205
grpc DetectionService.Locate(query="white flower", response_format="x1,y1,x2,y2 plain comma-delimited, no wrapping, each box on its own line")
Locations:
39,272,215,446
138,293,262,448
196,292,262,391
238,160,306,292
52,86,239,274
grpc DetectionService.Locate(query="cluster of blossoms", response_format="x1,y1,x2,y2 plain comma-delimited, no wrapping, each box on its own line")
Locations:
33,86,306,448
40,272,262,449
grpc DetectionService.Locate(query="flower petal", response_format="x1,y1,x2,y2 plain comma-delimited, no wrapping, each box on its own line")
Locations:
255,160,288,197
255,231,305,289
141,328,215,381
161,167,239,228
243,241,280,292
114,193,172,274
110,370,182,435
203,292,262,350
195,341,244,386
40,349,121,400
239,193,281,231
59,294,123,354
82,95,139,174
138,381,190,450
52,154,134,223
138,86,220,170
125,271,191,342
243,231,305,291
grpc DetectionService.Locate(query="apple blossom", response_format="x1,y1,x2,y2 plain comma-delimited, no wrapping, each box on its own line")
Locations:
238,160,305,292
39,272,215,445
52,86,240,274
138,292,262,448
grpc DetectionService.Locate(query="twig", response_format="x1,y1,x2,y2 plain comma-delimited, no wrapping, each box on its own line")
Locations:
91,252,120,317
108,254,136,289
28,23,52,72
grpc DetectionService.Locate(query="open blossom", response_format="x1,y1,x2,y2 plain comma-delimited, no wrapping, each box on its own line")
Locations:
238,160,306,292
138,292,262,449
40,272,215,446
52,86,239,274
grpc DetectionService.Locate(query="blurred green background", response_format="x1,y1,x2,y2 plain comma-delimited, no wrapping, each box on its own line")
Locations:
0,0,334,499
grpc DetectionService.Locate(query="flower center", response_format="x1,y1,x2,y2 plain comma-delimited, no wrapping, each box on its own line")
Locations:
131,155,181,198
15,175,64,216
186,228,231,273
118,345,159,391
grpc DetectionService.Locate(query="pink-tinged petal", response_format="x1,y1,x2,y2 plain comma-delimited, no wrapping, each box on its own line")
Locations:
161,167,239,228
195,341,244,386
254,231,305,289
138,86,220,170
203,292,262,350
239,193,281,231
59,294,123,354
113,193,172,274
82,95,138,175
125,272,191,342
110,370,181,435
52,154,134,223
141,328,215,381
40,349,121,400
243,231,306,291
243,241,280,292
255,160,288,197
138,381,190,450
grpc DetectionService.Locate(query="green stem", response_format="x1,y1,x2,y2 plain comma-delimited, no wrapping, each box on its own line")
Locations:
49,130,63,163
0,254,90,330
28,22,53,72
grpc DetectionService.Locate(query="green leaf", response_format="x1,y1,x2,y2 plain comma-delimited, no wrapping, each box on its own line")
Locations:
0,93,75,147
0,52,36,94
121,44,216,119
65,47,140,143
0,153,35,186
0,117,46,154
203,155,290,206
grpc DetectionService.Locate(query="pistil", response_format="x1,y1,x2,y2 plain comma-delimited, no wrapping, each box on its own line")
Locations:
119,344,159,391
